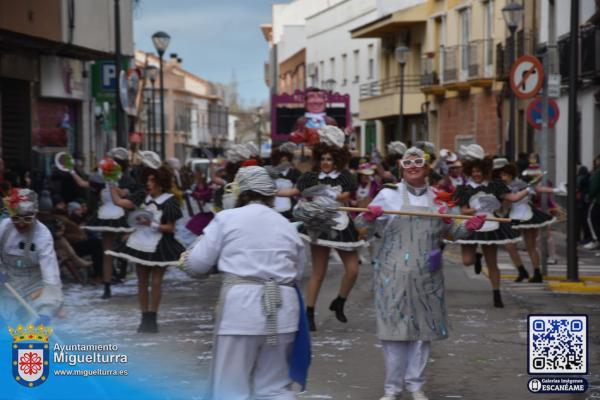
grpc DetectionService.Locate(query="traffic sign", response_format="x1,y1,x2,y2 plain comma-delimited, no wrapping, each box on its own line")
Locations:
527,97,560,129
510,55,544,99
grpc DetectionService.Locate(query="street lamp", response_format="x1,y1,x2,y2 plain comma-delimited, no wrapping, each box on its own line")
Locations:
502,2,523,161
145,65,158,152
152,31,171,158
323,79,336,93
254,107,264,158
394,45,409,141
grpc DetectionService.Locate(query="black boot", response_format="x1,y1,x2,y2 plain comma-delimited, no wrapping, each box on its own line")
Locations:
493,290,504,308
529,269,543,283
474,252,483,275
514,266,530,282
306,307,316,332
101,282,111,299
137,312,150,333
146,312,158,333
329,296,348,323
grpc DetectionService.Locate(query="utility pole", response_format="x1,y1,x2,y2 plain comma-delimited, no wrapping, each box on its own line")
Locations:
114,0,126,148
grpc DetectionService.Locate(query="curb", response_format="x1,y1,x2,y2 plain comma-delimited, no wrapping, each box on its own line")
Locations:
547,281,600,293
502,274,600,283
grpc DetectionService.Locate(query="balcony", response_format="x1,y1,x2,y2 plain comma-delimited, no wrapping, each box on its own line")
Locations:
358,75,426,120
420,53,446,96
442,45,470,93
467,39,495,87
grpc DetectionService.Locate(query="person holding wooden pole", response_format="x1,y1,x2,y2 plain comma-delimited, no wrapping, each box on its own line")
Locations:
354,147,485,400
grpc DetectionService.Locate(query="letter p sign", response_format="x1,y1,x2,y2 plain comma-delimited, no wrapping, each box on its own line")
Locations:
101,62,117,90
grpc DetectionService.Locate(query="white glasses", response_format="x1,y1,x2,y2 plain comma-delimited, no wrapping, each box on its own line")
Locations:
400,158,426,168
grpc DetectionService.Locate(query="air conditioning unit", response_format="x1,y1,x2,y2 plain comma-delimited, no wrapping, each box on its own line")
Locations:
307,63,317,77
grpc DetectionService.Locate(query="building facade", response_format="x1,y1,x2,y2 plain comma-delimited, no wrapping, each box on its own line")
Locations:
305,0,381,155
0,0,134,188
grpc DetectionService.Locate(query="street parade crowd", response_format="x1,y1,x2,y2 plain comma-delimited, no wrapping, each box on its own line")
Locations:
0,89,593,400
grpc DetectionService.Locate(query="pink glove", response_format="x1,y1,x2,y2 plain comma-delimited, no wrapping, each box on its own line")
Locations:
363,204,384,222
465,214,487,231
438,205,452,224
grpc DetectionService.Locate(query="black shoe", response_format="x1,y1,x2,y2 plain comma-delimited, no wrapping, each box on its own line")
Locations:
493,290,504,308
145,312,158,333
514,266,530,282
329,296,348,323
474,253,483,275
137,312,150,333
101,283,111,299
529,270,543,283
306,307,316,332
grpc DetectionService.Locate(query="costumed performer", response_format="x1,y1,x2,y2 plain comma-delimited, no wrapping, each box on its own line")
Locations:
182,166,310,400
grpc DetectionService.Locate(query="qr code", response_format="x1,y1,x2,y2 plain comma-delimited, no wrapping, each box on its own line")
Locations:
528,315,587,374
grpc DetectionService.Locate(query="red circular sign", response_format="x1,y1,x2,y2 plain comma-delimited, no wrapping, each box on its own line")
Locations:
526,97,560,130
510,55,544,99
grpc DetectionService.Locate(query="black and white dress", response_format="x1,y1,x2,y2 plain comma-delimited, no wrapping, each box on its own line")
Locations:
506,179,555,230
452,180,521,244
296,170,365,250
274,167,302,220
83,180,132,233
106,193,185,267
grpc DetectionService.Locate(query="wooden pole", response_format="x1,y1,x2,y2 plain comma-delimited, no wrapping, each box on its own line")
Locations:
338,207,511,223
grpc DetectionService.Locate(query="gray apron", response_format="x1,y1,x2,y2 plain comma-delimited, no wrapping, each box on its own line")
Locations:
373,184,449,341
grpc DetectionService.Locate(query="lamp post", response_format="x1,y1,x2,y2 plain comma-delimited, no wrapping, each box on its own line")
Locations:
254,107,264,158
145,65,158,152
502,2,524,161
152,31,171,158
394,45,409,142
114,0,126,148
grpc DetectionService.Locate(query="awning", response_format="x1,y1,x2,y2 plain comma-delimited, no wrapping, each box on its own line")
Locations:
351,3,429,39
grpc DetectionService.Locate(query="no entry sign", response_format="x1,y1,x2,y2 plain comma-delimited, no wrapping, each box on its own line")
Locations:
527,98,560,129
510,55,544,99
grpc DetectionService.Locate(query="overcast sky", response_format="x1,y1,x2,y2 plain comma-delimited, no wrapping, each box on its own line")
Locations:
133,0,276,106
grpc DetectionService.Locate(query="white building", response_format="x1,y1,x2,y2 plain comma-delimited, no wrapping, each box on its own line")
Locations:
537,0,599,183
305,0,381,156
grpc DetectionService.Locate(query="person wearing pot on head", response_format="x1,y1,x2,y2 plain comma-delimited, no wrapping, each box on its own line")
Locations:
183,166,309,400
452,145,531,308
0,189,63,325
106,152,185,333
350,162,380,214
277,125,365,331
271,142,302,220
355,147,485,400
379,141,407,183
494,159,559,283
71,148,134,299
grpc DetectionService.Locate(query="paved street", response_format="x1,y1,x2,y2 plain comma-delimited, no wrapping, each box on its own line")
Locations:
52,238,600,400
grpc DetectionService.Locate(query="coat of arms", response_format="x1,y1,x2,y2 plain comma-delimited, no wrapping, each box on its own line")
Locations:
9,324,52,388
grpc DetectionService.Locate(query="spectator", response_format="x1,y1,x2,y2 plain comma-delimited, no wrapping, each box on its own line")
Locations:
585,155,600,250
576,164,592,245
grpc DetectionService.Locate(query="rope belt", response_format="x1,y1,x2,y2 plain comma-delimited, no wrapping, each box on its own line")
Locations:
222,273,294,345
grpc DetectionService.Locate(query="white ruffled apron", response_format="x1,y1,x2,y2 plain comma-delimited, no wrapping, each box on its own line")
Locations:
97,186,125,220
126,195,171,253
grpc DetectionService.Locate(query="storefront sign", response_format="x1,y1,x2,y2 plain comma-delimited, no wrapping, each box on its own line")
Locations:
40,56,85,100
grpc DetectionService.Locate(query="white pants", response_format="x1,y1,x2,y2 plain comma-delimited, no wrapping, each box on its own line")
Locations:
382,340,431,395
212,333,297,400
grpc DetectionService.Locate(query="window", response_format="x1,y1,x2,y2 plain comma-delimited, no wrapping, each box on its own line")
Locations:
341,53,347,85
458,8,471,77
368,44,374,79
484,1,494,67
319,60,325,86
329,57,336,80
353,50,360,82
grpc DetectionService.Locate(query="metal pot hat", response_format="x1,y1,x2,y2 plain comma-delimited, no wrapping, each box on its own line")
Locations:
278,142,298,154
139,150,162,169
109,147,129,161
493,157,509,170
387,141,407,156
318,125,345,148
464,144,485,160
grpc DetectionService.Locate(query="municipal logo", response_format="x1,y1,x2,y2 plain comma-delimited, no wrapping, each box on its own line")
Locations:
9,324,53,388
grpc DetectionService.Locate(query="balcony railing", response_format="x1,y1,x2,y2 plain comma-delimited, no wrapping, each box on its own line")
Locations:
442,45,458,83
359,75,422,99
420,53,440,86
467,39,494,79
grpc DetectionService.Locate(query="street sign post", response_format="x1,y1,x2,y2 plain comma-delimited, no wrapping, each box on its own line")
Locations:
510,55,544,99
527,98,560,129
